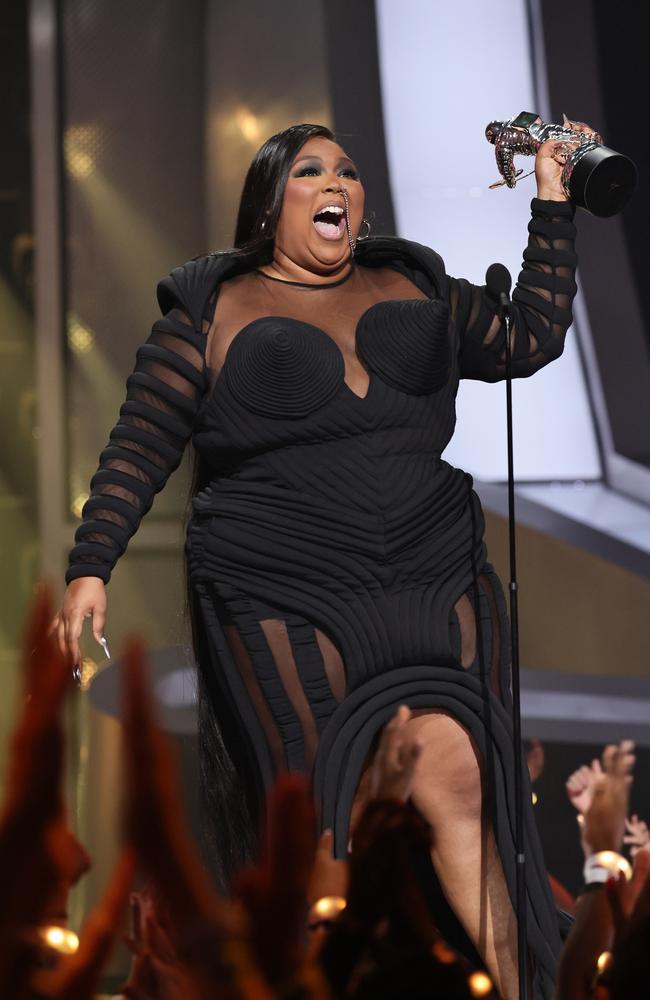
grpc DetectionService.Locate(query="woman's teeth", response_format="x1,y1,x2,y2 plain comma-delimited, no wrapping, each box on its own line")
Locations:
313,205,346,240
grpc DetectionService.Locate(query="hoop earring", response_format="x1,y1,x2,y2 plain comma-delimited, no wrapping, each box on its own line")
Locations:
356,218,372,241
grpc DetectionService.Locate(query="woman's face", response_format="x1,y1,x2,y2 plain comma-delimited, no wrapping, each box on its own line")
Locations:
273,136,365,275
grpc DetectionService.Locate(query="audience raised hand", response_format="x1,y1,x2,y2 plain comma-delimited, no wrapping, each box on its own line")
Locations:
0,586,135,1000
622,813,650,858
5,591,650,1000
368,705,422,803
566,757,604,817
233,774,326,994
603,849,650,998
307,704,422,926
315,707,497,999
119,888,200,1000
121,635,337,1000
120,634,285,1000
556,740,637,1000
581,741,635,858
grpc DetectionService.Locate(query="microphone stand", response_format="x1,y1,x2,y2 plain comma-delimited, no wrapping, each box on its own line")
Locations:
497,286,528,1000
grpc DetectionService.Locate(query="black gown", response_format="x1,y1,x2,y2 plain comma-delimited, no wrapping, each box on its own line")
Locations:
67,197,577,998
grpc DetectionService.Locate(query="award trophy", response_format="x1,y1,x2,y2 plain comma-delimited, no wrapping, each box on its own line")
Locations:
485,111,637,217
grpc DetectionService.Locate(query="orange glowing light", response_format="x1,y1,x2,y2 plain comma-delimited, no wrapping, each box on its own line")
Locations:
468,970,494,997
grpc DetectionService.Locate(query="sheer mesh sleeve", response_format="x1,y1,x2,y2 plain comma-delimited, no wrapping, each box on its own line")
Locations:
66,303,209,584
450,197,577,382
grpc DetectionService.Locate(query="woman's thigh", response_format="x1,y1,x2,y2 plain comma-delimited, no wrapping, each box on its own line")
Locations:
349,710,484,838
405,711,484,826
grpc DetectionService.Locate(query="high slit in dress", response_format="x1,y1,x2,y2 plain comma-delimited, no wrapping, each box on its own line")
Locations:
67,197,578,998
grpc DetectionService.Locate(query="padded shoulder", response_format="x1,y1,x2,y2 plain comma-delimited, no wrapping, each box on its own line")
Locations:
355,236,448,299
156,238,449,330
156,254,242,330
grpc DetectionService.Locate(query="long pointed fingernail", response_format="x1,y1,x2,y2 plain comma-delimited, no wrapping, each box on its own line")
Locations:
98,635,111,659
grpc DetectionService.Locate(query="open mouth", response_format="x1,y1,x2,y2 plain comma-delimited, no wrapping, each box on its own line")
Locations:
312,204,347,240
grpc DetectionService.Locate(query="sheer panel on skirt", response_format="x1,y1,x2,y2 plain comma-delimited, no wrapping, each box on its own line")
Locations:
208,567,510,788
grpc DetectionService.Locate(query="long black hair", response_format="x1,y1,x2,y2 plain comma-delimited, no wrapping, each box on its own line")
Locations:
228,122,336,264
192,123,336,886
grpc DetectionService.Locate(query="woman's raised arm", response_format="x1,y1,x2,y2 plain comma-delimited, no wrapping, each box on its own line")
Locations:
449,196,578,382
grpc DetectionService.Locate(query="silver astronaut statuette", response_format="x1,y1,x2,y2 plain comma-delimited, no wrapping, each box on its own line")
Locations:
485,111,637,217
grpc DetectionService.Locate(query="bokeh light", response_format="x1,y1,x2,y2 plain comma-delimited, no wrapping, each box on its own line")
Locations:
234,106,262,144
71,492,89,519
39,925,80,955
597,951,612,973
432,938,458,964
65,124,101,180
67,313,95,354
468,970,494,997
311,896,347,920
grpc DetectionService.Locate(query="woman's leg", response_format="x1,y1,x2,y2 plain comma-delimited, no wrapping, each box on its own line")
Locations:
405,711,520,1000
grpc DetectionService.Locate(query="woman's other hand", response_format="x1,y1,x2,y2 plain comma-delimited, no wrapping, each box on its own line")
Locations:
535,114,599,202
51,578,107,666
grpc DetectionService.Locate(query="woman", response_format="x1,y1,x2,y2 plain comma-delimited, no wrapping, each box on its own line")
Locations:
56,122,580,999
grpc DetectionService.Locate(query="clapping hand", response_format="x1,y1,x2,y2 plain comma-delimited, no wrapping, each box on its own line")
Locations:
582,741,635,856
623,814,650,859
566,758,604,817
120,890,204,1000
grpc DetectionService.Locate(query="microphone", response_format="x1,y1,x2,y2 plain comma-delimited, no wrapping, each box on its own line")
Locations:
485,259,525,1000
485,263,512,313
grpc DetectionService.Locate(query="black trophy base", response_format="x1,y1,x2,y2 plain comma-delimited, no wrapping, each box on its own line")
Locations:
568,144,638,217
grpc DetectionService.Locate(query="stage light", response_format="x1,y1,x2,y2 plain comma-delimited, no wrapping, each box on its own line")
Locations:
65,124,101,180
532,791,538,805
234,107,262,144
71,493,89,519
468,970,494,996
67,313,95,355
